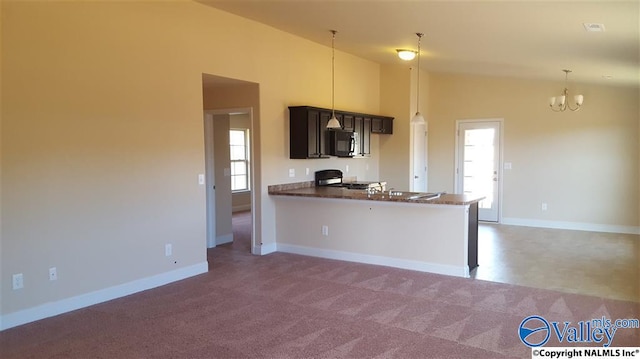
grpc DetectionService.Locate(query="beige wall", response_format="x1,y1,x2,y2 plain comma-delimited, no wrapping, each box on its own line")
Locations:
379,65,411,189
427,73,639,228
274,197,469,276
1,1,382,321
212,115,232,240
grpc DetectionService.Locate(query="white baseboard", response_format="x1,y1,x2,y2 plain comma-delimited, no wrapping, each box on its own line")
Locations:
276,243,468,278
260,242,277,255
0,261,208,331
501,217,640,235
216,233,233,245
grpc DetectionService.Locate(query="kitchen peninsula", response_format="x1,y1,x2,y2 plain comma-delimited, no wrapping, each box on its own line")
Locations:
269,182,484,278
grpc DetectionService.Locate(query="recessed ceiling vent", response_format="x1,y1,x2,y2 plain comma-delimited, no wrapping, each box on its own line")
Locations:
583,23,605,32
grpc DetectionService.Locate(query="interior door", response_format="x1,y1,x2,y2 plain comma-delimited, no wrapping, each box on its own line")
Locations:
412,122,427,192
456,121,501,222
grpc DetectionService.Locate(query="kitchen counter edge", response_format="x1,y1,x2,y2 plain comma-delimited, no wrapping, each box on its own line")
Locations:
268,181,484,206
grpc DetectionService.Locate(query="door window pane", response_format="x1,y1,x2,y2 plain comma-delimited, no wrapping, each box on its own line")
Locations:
463,128,495,209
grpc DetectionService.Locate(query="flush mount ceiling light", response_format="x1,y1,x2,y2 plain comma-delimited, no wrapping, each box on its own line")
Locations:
549,69,584,112
327,30,342,129
411,33,425,124
396,49,416,61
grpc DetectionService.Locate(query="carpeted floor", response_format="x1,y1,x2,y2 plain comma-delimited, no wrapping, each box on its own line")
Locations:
1,211,638,358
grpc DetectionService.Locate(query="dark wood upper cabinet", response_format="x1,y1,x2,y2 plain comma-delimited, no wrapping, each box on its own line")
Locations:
289,106,393,159
371,117,393,134
289,107,330,159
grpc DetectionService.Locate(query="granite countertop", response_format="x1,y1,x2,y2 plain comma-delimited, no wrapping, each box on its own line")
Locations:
268,182,484,206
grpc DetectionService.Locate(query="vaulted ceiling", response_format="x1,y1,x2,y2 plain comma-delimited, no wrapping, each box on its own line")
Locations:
199,0,639,87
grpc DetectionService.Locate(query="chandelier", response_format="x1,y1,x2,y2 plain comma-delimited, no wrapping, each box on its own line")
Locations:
549,70,584,112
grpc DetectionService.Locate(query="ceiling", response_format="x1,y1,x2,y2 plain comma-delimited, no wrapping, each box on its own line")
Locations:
199,0,639,87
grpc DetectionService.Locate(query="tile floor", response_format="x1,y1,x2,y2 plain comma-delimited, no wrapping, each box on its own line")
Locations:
471,223,640,302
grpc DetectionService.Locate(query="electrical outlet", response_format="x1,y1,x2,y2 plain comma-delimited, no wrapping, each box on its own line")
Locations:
49,267,58,281
289,168,295,177
13,273,24,290
165,243,172,257
541,203,548,211
321,225,329,236
345,165,349,173
305,168,310,176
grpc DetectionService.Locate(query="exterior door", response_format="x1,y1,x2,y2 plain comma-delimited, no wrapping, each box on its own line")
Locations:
456,120,501,222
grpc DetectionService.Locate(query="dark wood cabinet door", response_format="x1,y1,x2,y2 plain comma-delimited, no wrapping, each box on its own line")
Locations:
354,116,370,157
342,114,355,131
289,107,328,159
371,117,393,134
362,117,371,155
307,110,320,157
319,111,332,156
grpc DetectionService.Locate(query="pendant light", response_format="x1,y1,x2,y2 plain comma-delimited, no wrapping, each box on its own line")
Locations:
327,30,342,129
411,33,425,125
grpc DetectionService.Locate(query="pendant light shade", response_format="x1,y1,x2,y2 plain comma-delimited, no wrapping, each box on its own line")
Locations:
411,33,425,125
411,112,425,124
327,30,342,129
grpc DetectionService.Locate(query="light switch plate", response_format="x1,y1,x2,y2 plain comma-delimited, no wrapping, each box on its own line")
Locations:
504,162,512,170
198,174,205,185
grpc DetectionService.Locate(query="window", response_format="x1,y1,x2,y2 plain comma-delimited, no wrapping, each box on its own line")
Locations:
230,129,250,192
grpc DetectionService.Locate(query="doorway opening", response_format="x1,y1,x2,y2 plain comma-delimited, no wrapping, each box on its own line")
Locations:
455,119,503,222
202,73,260,257
203,109,255,253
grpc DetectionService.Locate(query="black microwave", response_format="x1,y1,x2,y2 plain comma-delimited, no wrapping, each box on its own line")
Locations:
328,130,356,157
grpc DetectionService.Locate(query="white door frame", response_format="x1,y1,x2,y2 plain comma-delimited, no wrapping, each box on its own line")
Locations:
203,113,217,248
454,118,504,222
204,108,256,252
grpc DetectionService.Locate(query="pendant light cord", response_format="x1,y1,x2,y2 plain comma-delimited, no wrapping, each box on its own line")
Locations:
331,30,337,118
415,33,423,115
